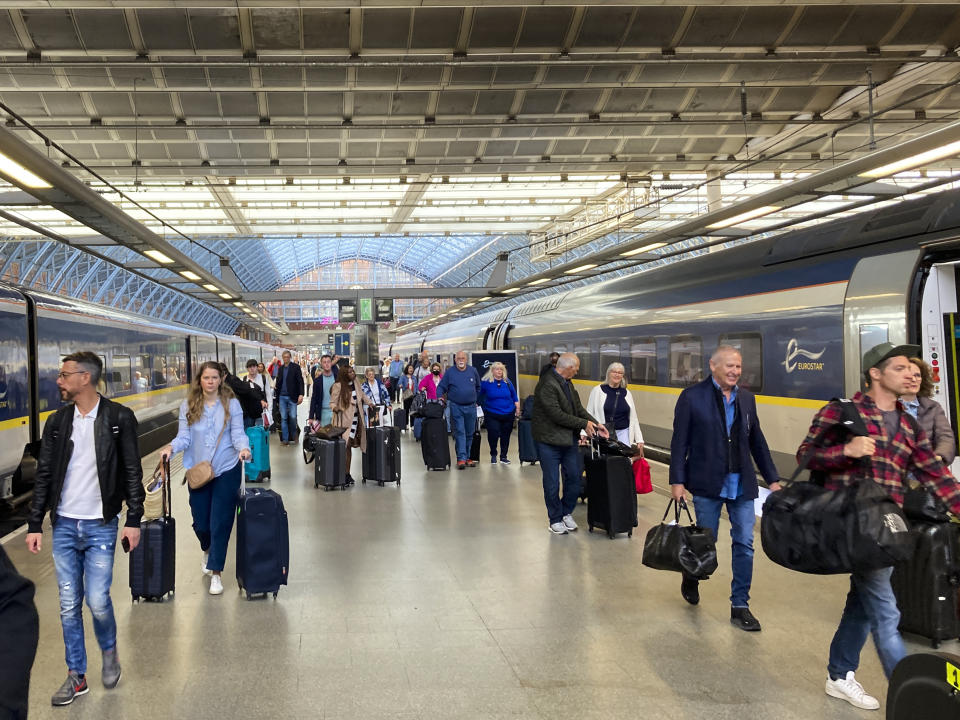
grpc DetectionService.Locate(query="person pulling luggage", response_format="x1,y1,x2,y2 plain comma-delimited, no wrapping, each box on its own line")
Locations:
795,342,960,711
330,366,375,484
437,351,482,470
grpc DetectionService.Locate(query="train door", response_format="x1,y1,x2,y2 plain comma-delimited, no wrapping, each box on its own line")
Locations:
922,262,960,473
491,320,511,350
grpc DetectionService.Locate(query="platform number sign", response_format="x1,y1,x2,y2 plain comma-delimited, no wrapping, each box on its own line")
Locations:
948,661,960,691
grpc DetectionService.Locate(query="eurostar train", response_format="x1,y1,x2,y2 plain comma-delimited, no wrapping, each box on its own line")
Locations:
0,282,283,507
387,187,960,476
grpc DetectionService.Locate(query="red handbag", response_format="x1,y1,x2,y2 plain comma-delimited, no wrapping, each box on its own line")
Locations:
633,456,652,494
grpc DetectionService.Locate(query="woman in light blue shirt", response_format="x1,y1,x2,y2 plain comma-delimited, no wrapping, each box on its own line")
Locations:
161,361,250,596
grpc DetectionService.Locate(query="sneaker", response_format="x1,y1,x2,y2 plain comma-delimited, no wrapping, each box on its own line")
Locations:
500,458,511,465
51,672,88,706
680,576,700,605
457,461,466,470
562,514,578,531
491,455,498,464
466,460,477,467
825,672,880,710
730,607,762,632
101,647,121,689
549,522,568,535
209,574,224,595
201,553,211,576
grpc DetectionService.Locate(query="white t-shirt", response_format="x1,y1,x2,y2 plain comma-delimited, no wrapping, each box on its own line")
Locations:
57,399,104,520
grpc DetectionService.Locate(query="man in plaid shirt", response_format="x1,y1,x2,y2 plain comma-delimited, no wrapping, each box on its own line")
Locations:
796,342,960,711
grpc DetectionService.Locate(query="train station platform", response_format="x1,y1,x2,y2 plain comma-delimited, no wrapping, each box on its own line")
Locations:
3,401,927,720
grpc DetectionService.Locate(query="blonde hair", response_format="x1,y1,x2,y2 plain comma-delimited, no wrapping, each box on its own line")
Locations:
482,362,509,383
186,361,234,425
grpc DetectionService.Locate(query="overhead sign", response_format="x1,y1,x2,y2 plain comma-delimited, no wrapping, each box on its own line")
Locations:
335,332,351,357
375,299,394,322
359,297,374,323
338,300,356,324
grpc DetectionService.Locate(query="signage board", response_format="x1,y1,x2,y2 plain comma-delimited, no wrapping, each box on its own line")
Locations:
359,297,374,323
338,300,356,324
469,351,518,390
334,332,351,357
375,299,394,322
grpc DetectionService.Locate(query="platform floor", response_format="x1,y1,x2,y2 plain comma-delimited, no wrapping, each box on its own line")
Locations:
4,401,940,719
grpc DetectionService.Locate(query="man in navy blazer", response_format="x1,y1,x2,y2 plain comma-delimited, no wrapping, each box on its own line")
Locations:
669,345,780,631
274,350,304,446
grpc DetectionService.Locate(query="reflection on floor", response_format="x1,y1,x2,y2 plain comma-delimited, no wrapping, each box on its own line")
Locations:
4,402,933,719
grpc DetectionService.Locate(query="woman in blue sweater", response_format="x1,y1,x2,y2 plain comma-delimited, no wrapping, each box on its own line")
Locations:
478,362,520,464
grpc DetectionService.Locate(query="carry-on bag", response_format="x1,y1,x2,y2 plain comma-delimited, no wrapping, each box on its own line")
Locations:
393,407,407,430
236,464,289,598
642,499,718,579
308,435,348,490
244,424,271,483
584,439,637,538
362,425,401,486
517,419,538,465
413,415,424,441
130,458,176,601
633,456,653,494
421,417,451,470
891,517,960,647
470,430,482,463
422,401,445,420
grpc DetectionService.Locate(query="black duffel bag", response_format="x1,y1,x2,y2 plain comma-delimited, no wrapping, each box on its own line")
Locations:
642,499,718,579
422,400,444,420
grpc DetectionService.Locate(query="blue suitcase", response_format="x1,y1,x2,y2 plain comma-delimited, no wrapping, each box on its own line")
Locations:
413,415,423,441
236,475,289,599
244,425,271,483
518,419,538,465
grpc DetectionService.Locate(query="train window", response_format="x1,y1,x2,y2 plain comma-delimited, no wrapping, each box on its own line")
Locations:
112,354,132,391
135,355,150,392
574,342,592,379
719,334,763,392
631,340,657,385
669,336,702,387
599,342,621,379
859,325,889,376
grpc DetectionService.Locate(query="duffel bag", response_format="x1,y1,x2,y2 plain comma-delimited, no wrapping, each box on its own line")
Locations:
642,499,718,579
422,401,444,420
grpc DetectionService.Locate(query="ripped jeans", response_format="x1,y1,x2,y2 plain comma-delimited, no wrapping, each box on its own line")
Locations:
52,517,119,674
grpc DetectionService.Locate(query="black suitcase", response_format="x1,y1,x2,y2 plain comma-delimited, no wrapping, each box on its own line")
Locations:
470,430,482,462
585,448,637,539
363,426,401,486
236,470,290,599
517,419,538,465
393,408,407,430
130,459,175,601
312,436,348,491
421,417,451,470
891,520,960,647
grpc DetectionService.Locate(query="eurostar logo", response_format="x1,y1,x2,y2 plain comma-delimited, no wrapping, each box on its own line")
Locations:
782,338,826,373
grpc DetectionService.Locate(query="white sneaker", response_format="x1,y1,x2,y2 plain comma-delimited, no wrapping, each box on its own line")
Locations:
201,553,211,576
209,575,224,595
562,515,578,531
825,672,880,710
549,522,568,535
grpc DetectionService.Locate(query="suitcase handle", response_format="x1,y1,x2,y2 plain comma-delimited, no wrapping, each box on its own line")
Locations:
161,457,172,519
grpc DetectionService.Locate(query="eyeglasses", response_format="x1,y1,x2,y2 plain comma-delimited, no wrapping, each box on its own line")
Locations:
57,370,88,379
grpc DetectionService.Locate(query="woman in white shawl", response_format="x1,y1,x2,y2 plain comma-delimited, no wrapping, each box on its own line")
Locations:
586,362,644,448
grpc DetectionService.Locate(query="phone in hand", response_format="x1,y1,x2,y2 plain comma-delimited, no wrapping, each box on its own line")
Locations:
121,536,130,553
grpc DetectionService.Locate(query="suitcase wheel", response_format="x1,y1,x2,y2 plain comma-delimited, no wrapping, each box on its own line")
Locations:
628,530,633,538
378,481,384,487
588,525,593,533
362,478,367,484
607,533,615,539
273,592,278,599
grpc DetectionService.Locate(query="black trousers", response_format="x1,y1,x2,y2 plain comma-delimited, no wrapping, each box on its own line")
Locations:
485,412,516,459
0,546,39,720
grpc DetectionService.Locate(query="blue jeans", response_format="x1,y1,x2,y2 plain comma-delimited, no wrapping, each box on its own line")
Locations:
537,441,582,524
691,494,756,607
449,402,477,462
279,395,298,442
188,461,242,572
828,567,906,679
243,415,257,429
485,412,515,459
51,516,119,674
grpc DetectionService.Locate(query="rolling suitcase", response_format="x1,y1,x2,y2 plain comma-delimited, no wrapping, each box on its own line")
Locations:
470,430,482,463
236,465,289,599
244,424,271,483
363,426,401,486
891,520,960,647
311,436,348,491
413,415,424,441
421,417,451,470
130,458,175,601
517,419,538,465
585,443,637,538
393,407,407,430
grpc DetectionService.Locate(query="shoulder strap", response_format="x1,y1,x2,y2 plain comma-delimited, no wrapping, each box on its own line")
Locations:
790,398,865,483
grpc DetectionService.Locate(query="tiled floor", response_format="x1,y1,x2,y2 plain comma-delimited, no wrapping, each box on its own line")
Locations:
4,402,941,719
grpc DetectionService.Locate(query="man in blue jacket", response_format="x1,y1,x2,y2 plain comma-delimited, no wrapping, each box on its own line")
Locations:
437,350,482,470
669,345,780,631
274,350,304,446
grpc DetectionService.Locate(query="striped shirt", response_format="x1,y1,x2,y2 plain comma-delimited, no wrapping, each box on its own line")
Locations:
796,391,960,514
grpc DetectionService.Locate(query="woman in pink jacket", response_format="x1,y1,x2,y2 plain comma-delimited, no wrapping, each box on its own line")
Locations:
417,362,443,399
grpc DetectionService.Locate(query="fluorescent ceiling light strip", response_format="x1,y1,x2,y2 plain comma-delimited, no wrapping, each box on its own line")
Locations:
620,242,668,257
705,206,781,230
202,284,219,292
859,140,960,178
563,263,598,274
502,287,522,294
143,249,174,264
527,278,551,286
179,270,201,281
218,293,232,299
0,152,51,189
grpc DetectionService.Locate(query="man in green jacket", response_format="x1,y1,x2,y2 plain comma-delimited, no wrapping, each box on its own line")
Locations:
532,353,608,535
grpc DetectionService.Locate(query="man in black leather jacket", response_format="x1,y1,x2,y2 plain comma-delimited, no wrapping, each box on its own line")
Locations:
26,351,144,707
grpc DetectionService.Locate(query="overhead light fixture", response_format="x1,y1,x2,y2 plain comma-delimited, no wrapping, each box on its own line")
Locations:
218,292,232,299
563,263,598,274
143,249,174,264
620,242,668,257
179,270,202,281
461,302,476,308
527,278,551,286
233,301,244,307
202,283,218,292
705,206,780,230
502,287,521,294
859,139,960,178
0,151,51,188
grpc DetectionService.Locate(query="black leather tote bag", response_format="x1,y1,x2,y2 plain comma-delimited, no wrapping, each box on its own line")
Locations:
642,499,718,579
